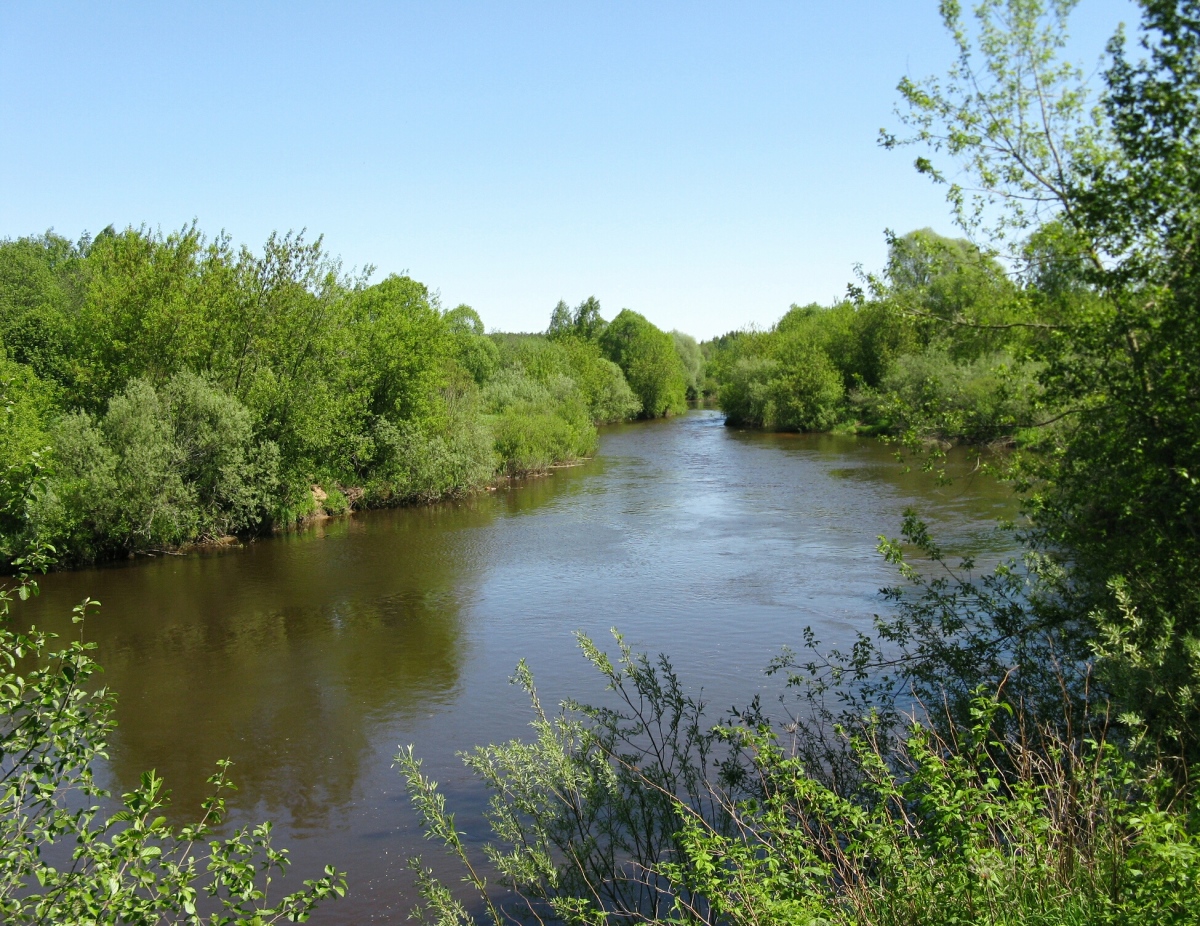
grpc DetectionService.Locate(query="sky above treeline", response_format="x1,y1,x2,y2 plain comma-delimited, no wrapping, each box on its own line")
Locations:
2,1,1138,340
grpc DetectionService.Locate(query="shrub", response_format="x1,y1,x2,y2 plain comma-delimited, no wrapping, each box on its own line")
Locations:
367,385,495,503
875,348,1041,443
25,375,280,562
163,372,281,536
402,635,1200,926
718,356,779,427
556,336,640,424
718,340,844,432
764,334,845,431
484,369,597,475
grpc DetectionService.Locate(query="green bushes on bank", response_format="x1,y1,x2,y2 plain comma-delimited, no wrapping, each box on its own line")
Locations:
402,635,1200,926
484,368,597,475
598,309,689,418
22,374,280,560
718,333,845,431
546,297,688,419
0,233,695,568
704,229,1044,442
869,348,1042,443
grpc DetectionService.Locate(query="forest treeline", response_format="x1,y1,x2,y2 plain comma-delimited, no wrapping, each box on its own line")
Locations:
0,228,695,567
702,226,1044,445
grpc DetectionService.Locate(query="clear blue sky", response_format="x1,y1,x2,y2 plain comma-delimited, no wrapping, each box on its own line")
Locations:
1,1,1136,339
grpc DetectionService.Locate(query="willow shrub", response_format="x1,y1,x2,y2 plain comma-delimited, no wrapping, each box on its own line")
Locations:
719,346,844,432
870,349,1042,444
669,698,1200,926
484,369,597,475
22,373,281,563
366,384,495,504
555,336,641,424
492,332,639,426
400,635,1200,926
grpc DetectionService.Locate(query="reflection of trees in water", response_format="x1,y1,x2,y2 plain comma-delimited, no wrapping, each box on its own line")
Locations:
494,461,599,516
103,588,464,829
15,485,590,829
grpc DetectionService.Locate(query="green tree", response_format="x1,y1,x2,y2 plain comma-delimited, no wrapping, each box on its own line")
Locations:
671,331,704,401
444,305,500,385
547,299,574,338
887,0,1200,756
599,310,687,418
0,234,79,388
556,336,641,424
547,296,609,343
70,225,210,409
879,228,1020,359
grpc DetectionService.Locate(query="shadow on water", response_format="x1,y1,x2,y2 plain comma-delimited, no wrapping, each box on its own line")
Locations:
13,478,587,830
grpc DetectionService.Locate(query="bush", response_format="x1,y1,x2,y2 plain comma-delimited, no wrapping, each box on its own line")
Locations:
484,369,597,475
669,697,1200,926
556,336,640,424
599,310,688,418
402,635,1200,926
718,356,779,427
718,339,844,432
367,384,495,503
875,348,1041,443
25,375,280,561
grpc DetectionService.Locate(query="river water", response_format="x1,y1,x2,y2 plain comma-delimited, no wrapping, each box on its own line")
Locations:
16,410,1018,921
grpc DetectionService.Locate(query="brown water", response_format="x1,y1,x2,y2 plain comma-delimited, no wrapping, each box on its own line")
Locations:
14,410,1019,921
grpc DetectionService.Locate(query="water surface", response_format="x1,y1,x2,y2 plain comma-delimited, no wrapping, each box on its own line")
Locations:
17,410,1018,921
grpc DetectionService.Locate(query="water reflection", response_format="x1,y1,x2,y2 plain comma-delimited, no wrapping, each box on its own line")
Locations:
16,484,578,826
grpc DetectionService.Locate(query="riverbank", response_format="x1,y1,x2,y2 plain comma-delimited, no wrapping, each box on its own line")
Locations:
1,230,698,571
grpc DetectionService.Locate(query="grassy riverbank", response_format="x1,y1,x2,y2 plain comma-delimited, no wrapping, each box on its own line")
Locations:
0,232,695,569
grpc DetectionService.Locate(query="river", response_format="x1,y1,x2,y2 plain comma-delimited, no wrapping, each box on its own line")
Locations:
15,409,1019,921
